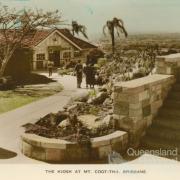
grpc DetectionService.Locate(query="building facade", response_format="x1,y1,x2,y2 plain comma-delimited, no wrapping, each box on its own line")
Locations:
29,29,97,70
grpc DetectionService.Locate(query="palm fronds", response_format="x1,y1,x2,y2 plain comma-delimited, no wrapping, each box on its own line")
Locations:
103,17,128,53
72,21,88,39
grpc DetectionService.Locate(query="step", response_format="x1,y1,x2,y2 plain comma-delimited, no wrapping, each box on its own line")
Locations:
153,117,180,131
168,91,180,101
139,138,180,161
163,99,180,109
158,108,180,119
171,84,180,92
146,125,180,142
138,147,180,161
141,136,180,153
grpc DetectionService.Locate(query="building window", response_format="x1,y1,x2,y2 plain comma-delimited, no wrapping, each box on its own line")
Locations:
36,61,44,69
36,53,45,61
63,52,71,59
74,51,81,57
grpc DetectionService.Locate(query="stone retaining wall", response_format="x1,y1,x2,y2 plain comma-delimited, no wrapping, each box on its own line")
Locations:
156,53,180,76
113,74,175,147
21,131,128,163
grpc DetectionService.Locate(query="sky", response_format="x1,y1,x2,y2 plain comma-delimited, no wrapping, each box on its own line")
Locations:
1,0,180,37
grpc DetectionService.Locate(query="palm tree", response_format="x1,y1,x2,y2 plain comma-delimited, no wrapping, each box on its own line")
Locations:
103,17,128,54
72,21,88,39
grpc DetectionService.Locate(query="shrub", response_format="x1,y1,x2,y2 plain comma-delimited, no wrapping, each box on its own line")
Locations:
133,68,148,79
88,89,97,98
89,106,100,116
97,58,107,68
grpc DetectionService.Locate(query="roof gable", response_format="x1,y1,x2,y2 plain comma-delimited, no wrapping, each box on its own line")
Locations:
57,29,97,50
26,28,97,50
30,29,80,50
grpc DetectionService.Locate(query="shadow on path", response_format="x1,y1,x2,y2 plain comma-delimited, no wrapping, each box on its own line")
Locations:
0,148,17,159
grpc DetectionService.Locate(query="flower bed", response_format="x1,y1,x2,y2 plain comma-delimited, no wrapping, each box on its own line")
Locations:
21,83,128,163
21,130,128,163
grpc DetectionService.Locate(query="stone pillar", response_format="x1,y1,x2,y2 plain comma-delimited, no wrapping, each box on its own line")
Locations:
32,61,36,70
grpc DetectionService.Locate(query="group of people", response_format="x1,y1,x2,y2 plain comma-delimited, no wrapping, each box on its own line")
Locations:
75,60,96,89
47,59,103,89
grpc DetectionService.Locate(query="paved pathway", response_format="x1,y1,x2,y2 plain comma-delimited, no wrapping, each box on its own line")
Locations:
0,73,87,164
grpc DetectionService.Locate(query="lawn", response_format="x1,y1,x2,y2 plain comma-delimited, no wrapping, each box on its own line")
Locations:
0,83,63,114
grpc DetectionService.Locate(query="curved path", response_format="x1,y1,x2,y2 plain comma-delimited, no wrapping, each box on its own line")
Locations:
0,73,87,164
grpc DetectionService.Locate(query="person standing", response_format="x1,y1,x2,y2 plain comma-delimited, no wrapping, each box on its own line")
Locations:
83,64,89,88
74,60,83,88
83,63,96,88
89,64,96,88
47,61,54,77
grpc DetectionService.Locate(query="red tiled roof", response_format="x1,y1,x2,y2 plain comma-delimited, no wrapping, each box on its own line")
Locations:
0,28,97,50
24,28,97,50
23,29,52,47
0,29,52,48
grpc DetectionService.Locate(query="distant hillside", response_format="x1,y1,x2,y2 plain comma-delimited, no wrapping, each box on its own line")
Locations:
99,33,180,52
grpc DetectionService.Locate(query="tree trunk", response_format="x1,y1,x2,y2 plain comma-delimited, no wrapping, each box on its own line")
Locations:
0,58,9,78
111,27,115,54
0,45,17,78
0,52,14,78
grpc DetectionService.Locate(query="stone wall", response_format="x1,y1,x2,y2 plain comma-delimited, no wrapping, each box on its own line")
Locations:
113,74,175,147
156,53,180,76
21,131,128,163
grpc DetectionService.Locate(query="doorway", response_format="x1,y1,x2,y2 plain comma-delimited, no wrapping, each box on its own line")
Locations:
49,50,60,67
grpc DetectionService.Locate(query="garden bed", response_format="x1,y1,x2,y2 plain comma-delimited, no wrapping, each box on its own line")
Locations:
21,82,128,163
21,130,128,163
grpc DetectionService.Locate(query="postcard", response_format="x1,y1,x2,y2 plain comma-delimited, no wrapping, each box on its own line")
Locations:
0,0,180,179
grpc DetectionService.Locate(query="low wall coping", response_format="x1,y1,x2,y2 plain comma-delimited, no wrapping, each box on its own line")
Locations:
21,130,128,149
91,131,127,148
21,134,72,149
92,131,126,142
157,53,180,62
114,74,174,91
